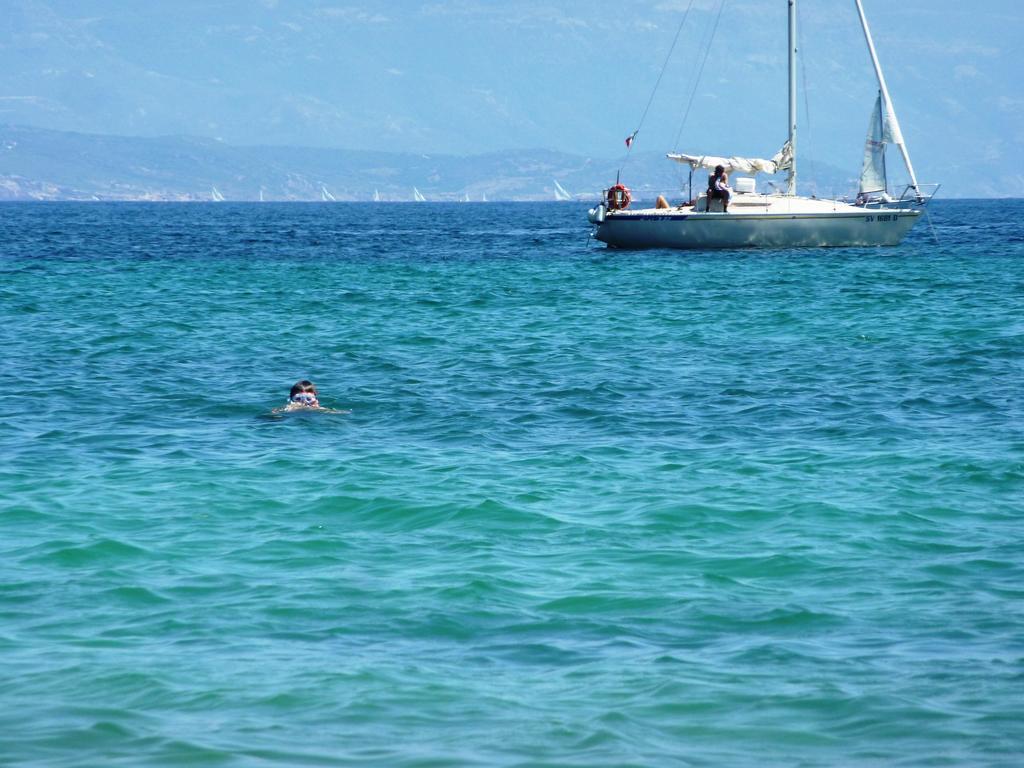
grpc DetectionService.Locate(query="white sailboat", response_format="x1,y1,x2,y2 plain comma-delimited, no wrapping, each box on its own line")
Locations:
321,185,337,202
553,180,573,202
481,192,488,203
259,188,265,202
373,189,382,202
589,0,937,249
413,187,427,202
462,193,471,203
211,186,225,202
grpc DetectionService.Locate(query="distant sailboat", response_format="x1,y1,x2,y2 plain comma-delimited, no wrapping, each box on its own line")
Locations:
413,187,427,202
321,185,337,202
211,186,225,202
462,193,470,203
553,180,573,201
481,192,488,202
259,188,265,202
373,189,381,202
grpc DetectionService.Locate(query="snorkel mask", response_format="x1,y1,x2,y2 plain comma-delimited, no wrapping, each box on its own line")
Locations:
290,392,318,406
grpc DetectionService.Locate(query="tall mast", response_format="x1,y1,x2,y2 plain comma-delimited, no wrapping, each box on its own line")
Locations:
786,0,797,195
854,0,920,196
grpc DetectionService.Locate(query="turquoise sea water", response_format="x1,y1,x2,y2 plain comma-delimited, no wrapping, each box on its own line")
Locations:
2,200,1023,766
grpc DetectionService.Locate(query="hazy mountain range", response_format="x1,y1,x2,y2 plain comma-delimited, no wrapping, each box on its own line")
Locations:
2,2,1021,200
0,123,956,202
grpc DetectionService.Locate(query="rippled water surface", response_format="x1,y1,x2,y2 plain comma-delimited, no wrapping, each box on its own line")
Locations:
2,200,1023,766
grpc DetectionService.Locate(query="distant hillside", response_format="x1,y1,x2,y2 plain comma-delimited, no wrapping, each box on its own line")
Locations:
1,124,868,202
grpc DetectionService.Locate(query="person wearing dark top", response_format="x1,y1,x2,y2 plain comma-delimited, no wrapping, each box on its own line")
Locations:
707,164,731,213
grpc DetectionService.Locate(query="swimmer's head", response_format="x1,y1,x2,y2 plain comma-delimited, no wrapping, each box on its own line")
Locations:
289,380,319,407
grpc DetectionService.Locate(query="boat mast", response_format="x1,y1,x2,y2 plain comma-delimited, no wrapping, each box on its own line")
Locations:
787,0,797,196
854,0,920,197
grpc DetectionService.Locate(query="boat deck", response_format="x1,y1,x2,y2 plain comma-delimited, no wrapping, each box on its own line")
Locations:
616,193,871,218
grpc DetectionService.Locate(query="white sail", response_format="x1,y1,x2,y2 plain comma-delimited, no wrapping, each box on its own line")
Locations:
553,180,572,201
211,186,225,202
321,185,336,202
859,92,894,194
373,189,381,202
462,193,470,203
259,189,265,202
413,187,427,202
854,0,918,195
481,192,487,202
667,141,793,176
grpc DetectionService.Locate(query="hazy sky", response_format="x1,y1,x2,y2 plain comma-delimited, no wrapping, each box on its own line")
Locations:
2,1,1022,193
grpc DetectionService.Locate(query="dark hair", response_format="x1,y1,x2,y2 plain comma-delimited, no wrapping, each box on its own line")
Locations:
714,165,725,176
290,380,317,397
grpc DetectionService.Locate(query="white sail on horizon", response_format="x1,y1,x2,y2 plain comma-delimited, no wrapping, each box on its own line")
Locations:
211,186,225,202
321,185,336,202
553,180,572,201
413,187,427,202
373,189,381,202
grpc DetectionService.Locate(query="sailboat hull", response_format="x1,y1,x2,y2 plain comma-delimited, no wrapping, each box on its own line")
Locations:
594,208,921,249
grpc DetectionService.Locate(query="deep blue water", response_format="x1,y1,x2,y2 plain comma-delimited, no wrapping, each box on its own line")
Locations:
1,200,1023,766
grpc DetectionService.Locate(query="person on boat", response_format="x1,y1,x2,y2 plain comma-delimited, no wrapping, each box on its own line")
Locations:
707,165,731,213
273,380,348,414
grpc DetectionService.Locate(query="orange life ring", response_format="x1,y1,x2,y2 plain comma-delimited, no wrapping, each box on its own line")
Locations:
606,183,631,211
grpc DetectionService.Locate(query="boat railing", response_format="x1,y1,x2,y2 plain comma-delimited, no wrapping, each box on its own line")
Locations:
897,183,941,205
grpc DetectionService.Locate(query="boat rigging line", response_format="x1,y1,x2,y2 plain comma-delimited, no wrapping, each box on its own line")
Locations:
671,0,727,188
798,0,816,196
924,207,940,245
673,0,726,151
619,0,696,171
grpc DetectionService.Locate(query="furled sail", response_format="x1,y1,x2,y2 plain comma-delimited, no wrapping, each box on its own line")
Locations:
667,141,793,176
859,92,896,194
